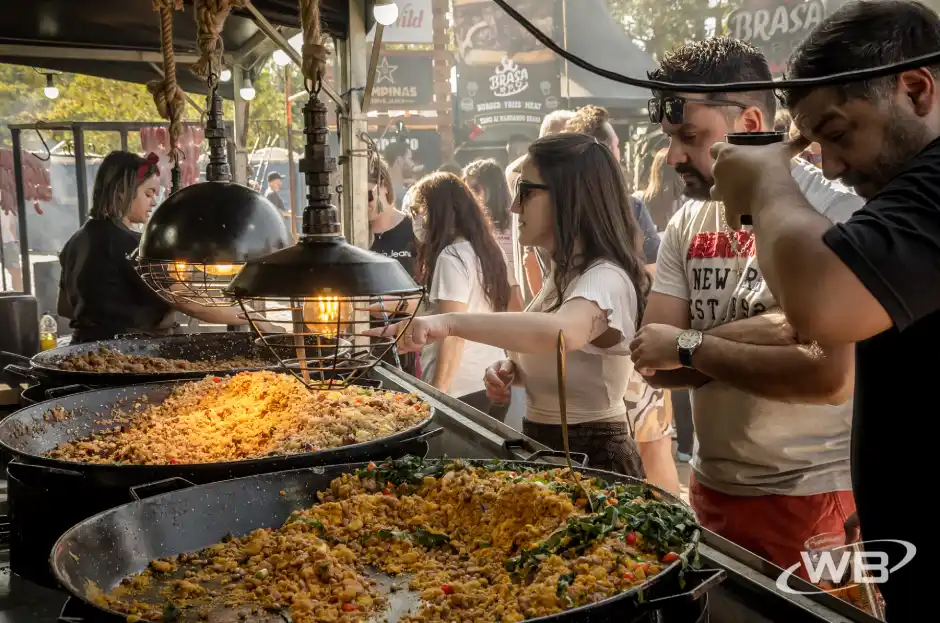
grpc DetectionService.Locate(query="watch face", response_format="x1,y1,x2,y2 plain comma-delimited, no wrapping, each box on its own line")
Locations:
677,330,703,350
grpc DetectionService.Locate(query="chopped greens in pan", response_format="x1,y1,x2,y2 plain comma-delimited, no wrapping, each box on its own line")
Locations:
96,457,699,623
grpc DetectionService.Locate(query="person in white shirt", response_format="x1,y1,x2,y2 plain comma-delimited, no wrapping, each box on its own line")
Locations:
406,172,521,398
628,37,861,573
370,133,650,476
506,110,575,299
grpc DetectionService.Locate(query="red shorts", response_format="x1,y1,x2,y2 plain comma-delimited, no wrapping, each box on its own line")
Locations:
690,477,856,578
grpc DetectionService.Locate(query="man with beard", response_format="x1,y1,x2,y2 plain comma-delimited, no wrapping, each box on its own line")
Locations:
709,2,936,616
628,37,863,572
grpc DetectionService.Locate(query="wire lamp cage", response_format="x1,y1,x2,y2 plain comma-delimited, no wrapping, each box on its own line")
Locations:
135,4,292,308
225,88,424,390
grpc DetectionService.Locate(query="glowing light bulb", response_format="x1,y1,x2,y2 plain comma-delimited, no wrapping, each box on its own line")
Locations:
240,80,256,101
273,49,291,67
373,0,399,26
303,296,343,336
220,68,232,82
202,264,240,277
43,74,58,99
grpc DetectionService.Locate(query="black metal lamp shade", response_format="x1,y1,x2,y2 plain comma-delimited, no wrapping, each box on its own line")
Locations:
225,236,419,298
224,90,424,390
226,237,423,390
136,181,293,306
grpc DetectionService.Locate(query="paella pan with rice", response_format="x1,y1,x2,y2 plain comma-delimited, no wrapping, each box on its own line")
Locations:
43,371,431,465
83,456,699,623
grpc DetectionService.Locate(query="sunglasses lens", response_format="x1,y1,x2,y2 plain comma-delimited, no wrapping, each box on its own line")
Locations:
664,99,684,124
648,99,661,124
368,190,374,202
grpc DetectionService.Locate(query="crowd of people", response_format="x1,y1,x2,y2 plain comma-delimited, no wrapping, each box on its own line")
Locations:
365,1,934,619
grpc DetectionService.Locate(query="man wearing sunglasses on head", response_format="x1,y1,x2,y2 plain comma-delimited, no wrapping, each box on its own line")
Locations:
628,37,864,573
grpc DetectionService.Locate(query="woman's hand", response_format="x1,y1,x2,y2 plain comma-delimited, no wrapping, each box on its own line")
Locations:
364,315,456,353
484,359,515,404
255,321,286,334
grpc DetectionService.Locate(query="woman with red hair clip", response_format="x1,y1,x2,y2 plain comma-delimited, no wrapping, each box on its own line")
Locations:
57,151,272,343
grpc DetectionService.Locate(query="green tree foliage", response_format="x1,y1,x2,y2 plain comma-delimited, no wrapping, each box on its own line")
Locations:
606,0,744,63
0,61,289,154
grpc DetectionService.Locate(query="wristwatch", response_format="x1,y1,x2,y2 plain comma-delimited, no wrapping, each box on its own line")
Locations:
677,330,704,368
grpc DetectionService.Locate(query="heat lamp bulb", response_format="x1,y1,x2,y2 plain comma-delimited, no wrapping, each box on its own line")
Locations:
202,264,241,277
374,1,399,26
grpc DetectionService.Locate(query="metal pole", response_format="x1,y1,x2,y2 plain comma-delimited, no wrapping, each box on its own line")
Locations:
73,125,89,226
343,0,370,250
242,0,347,115
11,129,32,295
362,25,384,113
120,129,129,152
286,67,298,241
232,70,250,186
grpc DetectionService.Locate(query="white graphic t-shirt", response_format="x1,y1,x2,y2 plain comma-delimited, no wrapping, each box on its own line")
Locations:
653,161,864,496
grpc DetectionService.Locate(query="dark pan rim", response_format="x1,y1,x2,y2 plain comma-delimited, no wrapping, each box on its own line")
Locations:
50,459,700,623
26,334,283,380
0,381,435,473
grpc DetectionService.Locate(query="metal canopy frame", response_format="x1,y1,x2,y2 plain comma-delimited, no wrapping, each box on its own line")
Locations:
3,120,234,295
3,0,376,295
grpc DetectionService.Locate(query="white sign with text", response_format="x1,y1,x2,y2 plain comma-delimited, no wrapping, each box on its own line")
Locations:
367,0,434,43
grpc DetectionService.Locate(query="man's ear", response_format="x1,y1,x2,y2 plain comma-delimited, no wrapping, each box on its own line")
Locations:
898,68,936,118
734,106,764,132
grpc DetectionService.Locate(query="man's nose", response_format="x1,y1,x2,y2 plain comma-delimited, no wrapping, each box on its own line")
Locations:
665,140,685,168
820,151,845,181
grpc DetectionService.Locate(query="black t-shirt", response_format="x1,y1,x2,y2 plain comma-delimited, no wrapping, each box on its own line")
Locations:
370,215,416,278
822,137,940,620
59,219,172,343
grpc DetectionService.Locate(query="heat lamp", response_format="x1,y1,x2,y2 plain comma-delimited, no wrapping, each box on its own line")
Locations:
135,77,292,307
225,90,423,389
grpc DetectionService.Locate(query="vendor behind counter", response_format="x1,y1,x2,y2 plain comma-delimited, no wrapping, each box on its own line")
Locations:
57,151,274,343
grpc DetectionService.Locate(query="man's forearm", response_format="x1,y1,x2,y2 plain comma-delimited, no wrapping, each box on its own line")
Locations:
644,369,710,390
752,185,841,338
690,335,851,404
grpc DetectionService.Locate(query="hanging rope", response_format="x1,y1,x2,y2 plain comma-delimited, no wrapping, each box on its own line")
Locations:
147,0,186,174
192,0,246,84
299,0,330,88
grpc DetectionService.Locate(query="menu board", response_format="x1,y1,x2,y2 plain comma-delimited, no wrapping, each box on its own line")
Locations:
457,58,561,130
454,0,561,141
370,52,434,110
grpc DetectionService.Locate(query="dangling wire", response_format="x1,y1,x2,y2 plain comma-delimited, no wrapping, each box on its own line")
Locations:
491,0,940,94
147,0,186,194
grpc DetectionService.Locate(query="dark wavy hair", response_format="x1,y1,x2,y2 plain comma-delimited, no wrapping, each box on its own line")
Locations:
528,133,651,324
411,173,510,313
90,151,154,221
462,159,512,232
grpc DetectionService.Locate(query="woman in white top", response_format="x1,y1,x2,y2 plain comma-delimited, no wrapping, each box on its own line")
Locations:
408,173,520,397
463,159,517,285
371,134,650,476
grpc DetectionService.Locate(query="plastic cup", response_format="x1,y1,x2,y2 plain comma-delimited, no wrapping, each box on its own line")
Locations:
724,132,786,225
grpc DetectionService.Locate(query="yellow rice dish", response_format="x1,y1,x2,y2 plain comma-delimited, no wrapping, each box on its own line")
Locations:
93,458,698,622
45,372,430,465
